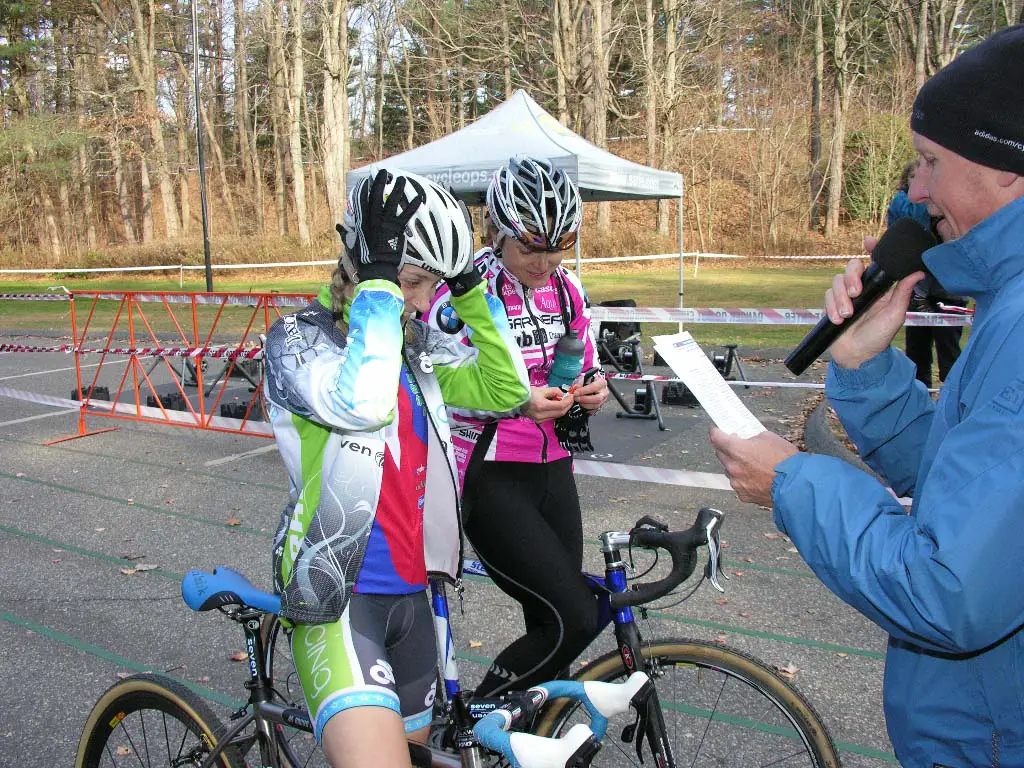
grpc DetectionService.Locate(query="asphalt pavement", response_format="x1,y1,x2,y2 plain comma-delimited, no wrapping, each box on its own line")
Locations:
0,345,895,767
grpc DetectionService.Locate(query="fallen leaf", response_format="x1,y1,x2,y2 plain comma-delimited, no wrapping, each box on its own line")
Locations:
763,532,783,540
52,559,61,564
713,636,727,644
114,746,132,757
165,498,175,505
743,557,754,563
715,598,728,606
225,516,242,526
469,640,483,648
197,676,211,683
53,549,63,553
739,612,753,618
733,570,745,577
774,662,799,680
134,563,159,572
126,499,134,505
95,527,105,532
15,472,25,478
787,547,799,553
115,672,132,679
230,651,248,662
119,568,137,576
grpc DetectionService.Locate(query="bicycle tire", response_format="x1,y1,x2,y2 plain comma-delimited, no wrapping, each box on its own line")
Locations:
533,638,841,768
76,673,244,768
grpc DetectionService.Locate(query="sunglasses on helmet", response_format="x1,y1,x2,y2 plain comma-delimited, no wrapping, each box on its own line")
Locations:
516,229,579,252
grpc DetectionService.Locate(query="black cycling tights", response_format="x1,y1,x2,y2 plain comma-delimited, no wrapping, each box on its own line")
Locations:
463,457,600,697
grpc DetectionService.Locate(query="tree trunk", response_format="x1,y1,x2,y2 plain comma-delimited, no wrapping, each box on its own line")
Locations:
140,152,155,243
824,0,849,237
915,0,929,89
267,0,290,234
235,0,264,232
585,0,610,230
287,0,311,246
321,0,350,224
657,0,677,236
809,0,824,230
552,0,568,122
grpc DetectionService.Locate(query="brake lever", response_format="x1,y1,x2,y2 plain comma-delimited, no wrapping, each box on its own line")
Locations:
701,509,728,593
632,515,668,533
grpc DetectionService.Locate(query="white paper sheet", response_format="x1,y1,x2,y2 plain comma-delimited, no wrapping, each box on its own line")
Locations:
652,332,766,439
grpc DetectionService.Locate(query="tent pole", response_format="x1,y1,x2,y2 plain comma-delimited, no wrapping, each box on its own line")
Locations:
678,193,685,332
575,228,582,278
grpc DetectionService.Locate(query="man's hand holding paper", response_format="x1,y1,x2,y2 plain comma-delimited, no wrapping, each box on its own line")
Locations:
650,331,798,507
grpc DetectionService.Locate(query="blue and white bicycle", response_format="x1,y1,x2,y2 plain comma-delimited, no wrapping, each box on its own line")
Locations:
76,508,839,767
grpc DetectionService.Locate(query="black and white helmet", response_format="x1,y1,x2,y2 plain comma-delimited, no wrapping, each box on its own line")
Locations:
340,169,473,280
486,156,582,251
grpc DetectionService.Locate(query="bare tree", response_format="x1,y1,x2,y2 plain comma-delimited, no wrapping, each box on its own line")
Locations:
286,0,311,245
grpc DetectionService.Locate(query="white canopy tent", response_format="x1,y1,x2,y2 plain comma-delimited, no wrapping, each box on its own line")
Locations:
346,89,687,307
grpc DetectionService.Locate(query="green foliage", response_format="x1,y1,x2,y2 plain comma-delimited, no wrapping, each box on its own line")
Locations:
0,114,90,180
842,116,914,225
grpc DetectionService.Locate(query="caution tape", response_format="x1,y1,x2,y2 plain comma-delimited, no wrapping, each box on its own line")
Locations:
0,343,263,360
0,386,273,435
605,373,825,389
79,292,312,308
0,293,71,301
574,459,732,490
591,306,972,326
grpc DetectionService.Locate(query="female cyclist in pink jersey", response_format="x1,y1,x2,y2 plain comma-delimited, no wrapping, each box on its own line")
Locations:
425,156,610,697
264,169,528,767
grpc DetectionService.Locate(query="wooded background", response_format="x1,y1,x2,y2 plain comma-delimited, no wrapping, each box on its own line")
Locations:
1,0,1021,267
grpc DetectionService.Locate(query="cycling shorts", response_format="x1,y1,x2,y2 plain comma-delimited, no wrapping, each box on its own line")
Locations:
289,591,438,743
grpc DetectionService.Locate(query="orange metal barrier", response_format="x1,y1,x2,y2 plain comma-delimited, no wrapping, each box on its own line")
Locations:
52,290,316,445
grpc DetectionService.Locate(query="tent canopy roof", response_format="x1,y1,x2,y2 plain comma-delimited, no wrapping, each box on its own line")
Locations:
346,90,683,204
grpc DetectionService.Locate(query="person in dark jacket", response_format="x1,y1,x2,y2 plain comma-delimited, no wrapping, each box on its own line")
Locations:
712,25,1024,768
887,161,968,388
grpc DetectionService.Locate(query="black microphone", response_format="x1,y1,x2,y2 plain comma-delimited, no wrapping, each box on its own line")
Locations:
784,218,936,376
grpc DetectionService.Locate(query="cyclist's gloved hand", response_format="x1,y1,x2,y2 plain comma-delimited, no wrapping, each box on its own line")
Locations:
444,257,483,297
356,170,424,285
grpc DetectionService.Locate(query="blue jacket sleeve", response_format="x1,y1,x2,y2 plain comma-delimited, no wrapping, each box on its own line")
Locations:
826,348,934,495
774,362,1024,654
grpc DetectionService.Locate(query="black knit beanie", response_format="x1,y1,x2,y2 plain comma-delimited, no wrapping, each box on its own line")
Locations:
911,24,1024,175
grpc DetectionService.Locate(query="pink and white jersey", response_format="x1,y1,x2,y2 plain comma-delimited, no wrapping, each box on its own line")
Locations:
424,247,600,487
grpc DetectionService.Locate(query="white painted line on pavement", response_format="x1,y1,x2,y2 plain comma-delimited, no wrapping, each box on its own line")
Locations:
0,409,78,427
0,358,130,381
204,443,279,467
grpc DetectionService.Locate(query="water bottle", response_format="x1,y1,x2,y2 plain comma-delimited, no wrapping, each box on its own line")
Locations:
547,329,585,390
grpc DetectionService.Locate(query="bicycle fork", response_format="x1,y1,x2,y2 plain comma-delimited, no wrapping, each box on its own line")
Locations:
605,558,676,768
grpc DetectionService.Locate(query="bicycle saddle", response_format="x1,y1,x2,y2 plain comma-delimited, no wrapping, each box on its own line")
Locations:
181,567,281,614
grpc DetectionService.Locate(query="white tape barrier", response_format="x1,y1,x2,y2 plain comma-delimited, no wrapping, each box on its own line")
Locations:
574,459,732,491
0,385,732,489
0,386,273,435
591,306,972,327
3,292,972,327
0,253,865,277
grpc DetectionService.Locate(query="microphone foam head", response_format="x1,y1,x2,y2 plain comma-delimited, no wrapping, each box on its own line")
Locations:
871,218,937,279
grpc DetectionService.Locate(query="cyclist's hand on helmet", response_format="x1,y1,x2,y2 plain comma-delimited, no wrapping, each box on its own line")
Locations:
358,170,424,284
521,386,575,423
444,256,483,297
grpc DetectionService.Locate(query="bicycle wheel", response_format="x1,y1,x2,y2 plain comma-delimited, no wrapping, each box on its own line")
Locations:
261,614,328,768
533,638,840,768
76,673,243,768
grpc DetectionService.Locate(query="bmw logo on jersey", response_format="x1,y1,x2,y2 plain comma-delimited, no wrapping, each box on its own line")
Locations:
437,301,464,334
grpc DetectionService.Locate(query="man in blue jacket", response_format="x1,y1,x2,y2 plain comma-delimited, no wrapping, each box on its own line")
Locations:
711,25,1024,768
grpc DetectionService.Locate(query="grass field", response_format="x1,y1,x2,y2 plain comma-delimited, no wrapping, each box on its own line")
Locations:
0,262,912,351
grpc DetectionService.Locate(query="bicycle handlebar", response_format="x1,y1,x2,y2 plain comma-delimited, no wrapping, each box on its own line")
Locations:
608,507,726,610
473,673,651,768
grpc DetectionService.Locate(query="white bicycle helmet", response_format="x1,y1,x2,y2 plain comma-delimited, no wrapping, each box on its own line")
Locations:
486,156,582,251
339,169,473,280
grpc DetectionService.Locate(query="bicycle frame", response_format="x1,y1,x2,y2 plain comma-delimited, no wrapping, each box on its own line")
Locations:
446,541,678,768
